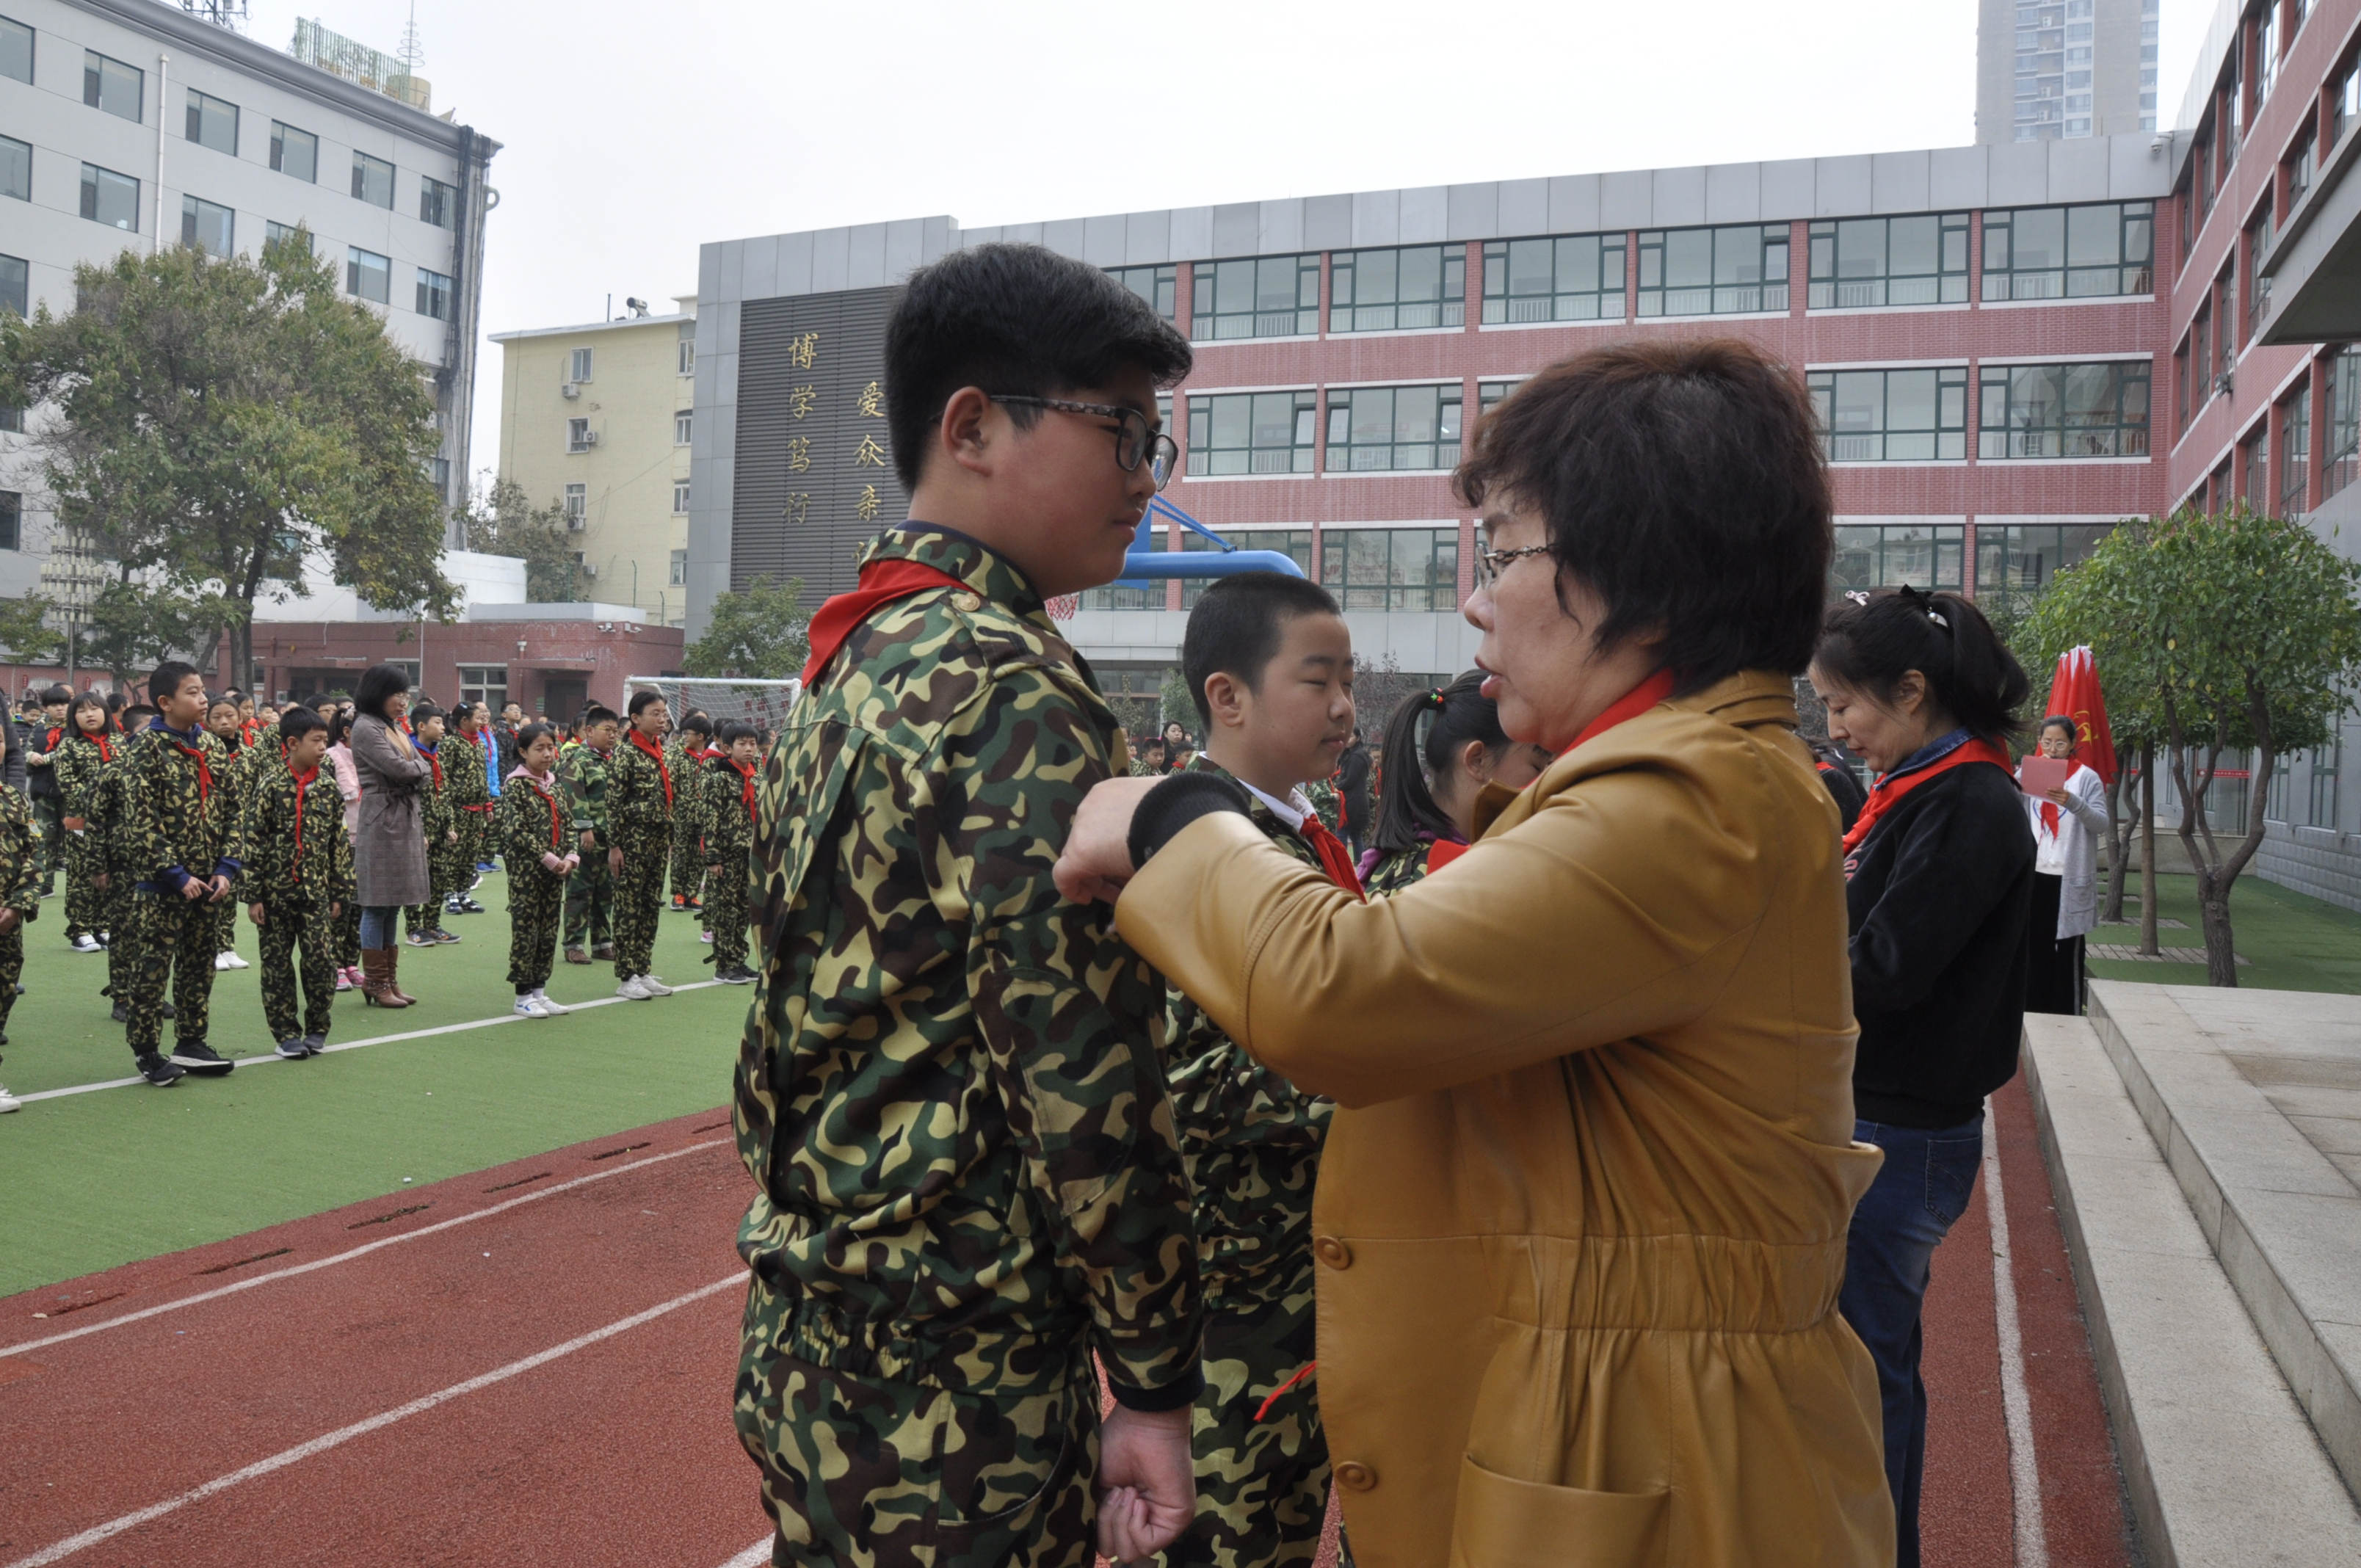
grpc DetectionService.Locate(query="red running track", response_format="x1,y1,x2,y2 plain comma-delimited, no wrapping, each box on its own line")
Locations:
0,1079,2135,1568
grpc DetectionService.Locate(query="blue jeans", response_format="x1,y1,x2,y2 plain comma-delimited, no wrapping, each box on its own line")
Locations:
358,904,400,949
1838,1111,1985,1568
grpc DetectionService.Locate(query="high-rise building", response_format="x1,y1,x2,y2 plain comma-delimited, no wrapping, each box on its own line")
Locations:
1978,0,2161,143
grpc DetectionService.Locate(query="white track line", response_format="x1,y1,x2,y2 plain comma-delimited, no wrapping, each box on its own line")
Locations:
2,1137,734,1359
717,1542,772,1568
2,1274,744,1568
1983,1096,2050,1568
18,979,736,1103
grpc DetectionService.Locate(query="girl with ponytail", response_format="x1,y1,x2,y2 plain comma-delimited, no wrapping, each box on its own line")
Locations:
1358,670,1552,895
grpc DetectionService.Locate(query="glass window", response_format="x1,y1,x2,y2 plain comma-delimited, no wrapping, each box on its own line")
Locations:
1976,522,2115,600
184,88,236,155
2282,388,2311,515
345,246,390,304
79,163,138,231
264,220,312,255
180,194,232,255
2310,738,2340,829
567,418,591,454
2329,346,2360,499
1981,201,2155,299
675,411,693,445
677,322,694,375
673,482,690,515
1190,254,1319,341
269,121,317,183
1319,526,1461,611
2246,210,2274,343
2242,427,2268,507
0,404,18,432
1808,367,1969,461
1807,214,1969,308
1082,529,1168,610
82,50,141,123
0,253,24,318
455,665,508,714
1481,234,1625,324
1109,263,1178,322
415,266,452,319
1331,245,1465,333
669,550,687,588
1477,378,1526,415
2288,128,2315,211
1185,390,1316,476
418,175,452,228
2337,57,2359,145
1636,225,1789,316
1830,523,1965,596
1180,528,1313,609
0,490,18,552
0,16,30,85
350,150,394,210
570,346,593,383
1324,384,1462,472
1978,361,2151,458
2205,748,2252,835
563,482,586,524
0,133,26,202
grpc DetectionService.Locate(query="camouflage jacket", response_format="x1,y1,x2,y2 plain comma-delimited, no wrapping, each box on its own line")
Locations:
559,744,613,847
232,760,355,904
496,768,571,867
1361,837,1451,898
734,523,1201,1402
413,744,457,843
606,730,675,854
1161,756,1336,1291
0,783,39,918
701,752,755,865
443,726,492,818
1302,774,1342,833
90,728,152,871
121,722,240,893
670,741,712,849
52,730,119,821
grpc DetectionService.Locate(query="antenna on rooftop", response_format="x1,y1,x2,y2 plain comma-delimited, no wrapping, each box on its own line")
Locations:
181,0,249,30
396,1,424,75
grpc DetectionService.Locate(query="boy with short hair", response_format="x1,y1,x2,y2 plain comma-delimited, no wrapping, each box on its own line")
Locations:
203,694,252,971
233,708,351,1059
699,722,758,984
403,703,464,947
603,690,675,1000
559,706,619,964
23,683,70,898
90,703,156,1019
119,663,239,1086
498,722,577,1018
667,711,714,916
1160,571,1361,1568
443,702,492,915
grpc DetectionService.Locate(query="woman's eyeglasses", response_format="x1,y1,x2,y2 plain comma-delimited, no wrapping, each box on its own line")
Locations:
988,396,1180,490
1473,542,1551,587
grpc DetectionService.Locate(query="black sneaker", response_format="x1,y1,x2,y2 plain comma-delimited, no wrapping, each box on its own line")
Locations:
717,964,755,984
457,897,487,915
137,1053,186,1086
275,1037,310,1060
170,1041,235,1077
300,1032,327,1056
111,1001,130,1024
161,1001,175,1020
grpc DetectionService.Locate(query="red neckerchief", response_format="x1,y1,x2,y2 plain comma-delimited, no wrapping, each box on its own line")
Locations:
524,772,562,849
2032,759,2089,838
240,718,259,747
1559,668,1679,755
289,764,319,882
173,738,213,805
799,557,973,686
418,744,443,791
43,726,61,752
1297,813,1365,900
628,728,672,806
728,757,756,814
1842,736,2017,859
1426,839,1470,874
95,733,113,764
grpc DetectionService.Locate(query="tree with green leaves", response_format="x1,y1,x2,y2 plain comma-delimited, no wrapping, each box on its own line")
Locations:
455,476,582,602
0,231,455,689
77,579,220,689
0,593,63,667
2024,509,2361,984
682,575,808,678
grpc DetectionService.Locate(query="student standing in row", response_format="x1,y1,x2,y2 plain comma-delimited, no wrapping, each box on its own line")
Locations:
699,721,758,985
498,722,577,1019
1358,672,1550,896
560,706,619,965
203,694,252,973
324,708,365,991
119,662,239,1086
235,708,350,1060
667,711,714,915
23,684,69,899
54,692,118,954
445,703,493,913
92,704,156,1021
401,704,464,948
603,691,675,1001
0,761,40,1109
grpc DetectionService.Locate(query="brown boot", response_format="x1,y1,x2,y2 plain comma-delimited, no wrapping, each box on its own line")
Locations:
360,948,412,1009
383,941,418,1006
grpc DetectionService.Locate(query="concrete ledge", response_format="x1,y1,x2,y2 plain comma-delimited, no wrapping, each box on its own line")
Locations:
2023,1013,2361,1565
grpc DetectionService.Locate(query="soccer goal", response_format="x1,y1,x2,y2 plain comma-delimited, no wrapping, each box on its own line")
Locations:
623,676,802,739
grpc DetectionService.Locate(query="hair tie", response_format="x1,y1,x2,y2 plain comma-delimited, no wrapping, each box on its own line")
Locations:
1427,687,1447,708
1843,590,1870,606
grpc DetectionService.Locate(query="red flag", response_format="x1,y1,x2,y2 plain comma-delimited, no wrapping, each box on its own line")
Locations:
2048,645,2119,786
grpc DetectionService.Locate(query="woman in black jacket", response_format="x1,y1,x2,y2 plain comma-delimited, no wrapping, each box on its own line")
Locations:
1811,585,2032,1568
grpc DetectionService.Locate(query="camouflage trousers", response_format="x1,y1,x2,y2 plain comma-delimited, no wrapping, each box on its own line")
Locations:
255,889,336,1042
31,794,62,891
214,893,240,957
611,843,664,981
670,816,706,907
562,860,612,950
734,1280,1098,1567
1165,1264,1330,1568
62,828,105,940
460,805,493,870
507,863,565,990
101,865,134,1001
704,852,747,970
333,898,361,968
0,918,22,1037
407,830,471,935
120,889,220,1056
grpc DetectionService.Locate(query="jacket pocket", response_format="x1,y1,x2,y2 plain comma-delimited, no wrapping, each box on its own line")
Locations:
1451,1451,1670,1568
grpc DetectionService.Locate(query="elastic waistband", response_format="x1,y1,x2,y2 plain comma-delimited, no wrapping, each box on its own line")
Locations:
739,1274,1087,1398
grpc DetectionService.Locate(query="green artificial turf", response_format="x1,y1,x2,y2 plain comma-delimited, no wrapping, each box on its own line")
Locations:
0,870,750,1297
2088,871,2361,995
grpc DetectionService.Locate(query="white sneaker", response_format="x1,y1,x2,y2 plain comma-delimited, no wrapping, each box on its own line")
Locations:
530,989,571,1016
700,931,714,944
637,974,674,996
70,933,103,954
212,951,233,970
512,994,552,1019
0,1085,18,1113
615,976,652,1001
228,951,250,970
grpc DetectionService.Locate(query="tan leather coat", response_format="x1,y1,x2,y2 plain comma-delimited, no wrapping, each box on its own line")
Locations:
1117,672,1893,1568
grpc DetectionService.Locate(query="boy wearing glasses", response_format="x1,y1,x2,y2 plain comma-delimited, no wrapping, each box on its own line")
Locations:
731,244,1204,1567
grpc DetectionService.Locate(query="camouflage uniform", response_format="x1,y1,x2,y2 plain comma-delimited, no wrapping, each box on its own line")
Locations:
733,525,1202,1567
209,733,250,959
88,729,152,1006
1359,838,1451,899
53,729,118,943
405,744,463,938
443,727,493,888
700,751,755,973
1160,757,1338,1568
0,783,38,1041
496,767,571,991
603,730,674,982
1300,775,1341,834
118,722,239,1059
233,755,353,1043
667,736,709,911
27,725,64,896
559,744,615,954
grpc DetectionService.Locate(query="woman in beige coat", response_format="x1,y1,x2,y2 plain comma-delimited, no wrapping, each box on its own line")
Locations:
1064,340,1893,1568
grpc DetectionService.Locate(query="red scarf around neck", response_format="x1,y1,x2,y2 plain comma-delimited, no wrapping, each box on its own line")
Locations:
167,734,213,805
525,773,563,849
289,765,319,882
1296,813,1366,900
728,758,756,815
1559,668,1679,756
628,727,672,807
799,558,973,686
1841,736,2017,858
2033,761,2089,838
419,746,443,791
1426,839,1470,874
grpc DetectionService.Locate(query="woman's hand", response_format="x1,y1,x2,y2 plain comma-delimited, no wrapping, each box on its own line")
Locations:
1052,776,1162,905
2044,787,2074,807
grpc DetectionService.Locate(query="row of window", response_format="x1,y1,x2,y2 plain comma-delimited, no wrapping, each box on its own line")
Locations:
1109,203,2157,342
2198,344,2361,517
556,479,693,522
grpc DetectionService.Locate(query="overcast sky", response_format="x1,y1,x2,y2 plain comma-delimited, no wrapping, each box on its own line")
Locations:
231,0,2222,487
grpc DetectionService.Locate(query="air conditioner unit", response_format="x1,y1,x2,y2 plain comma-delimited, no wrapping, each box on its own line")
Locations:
581,429,600,446
562,382,580,400
582,562,599,578
2215,371,2235,396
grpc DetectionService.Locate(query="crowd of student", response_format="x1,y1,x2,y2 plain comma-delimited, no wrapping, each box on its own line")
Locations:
0,664,764,1111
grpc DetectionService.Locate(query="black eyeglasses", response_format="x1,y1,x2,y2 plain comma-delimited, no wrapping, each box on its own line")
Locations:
988,395,1180,490
1473,542,1551,587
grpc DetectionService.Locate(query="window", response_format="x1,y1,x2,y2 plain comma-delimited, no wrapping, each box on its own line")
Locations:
1185,390,1316,476
1481,233,1625,324
2192,308,2213,404
0,15,29,86
1179,528,1313,609
1109,263,1178,322
2216,264,2236,377
676,321,694,375
1081,531,1168,610
1636,225,1788,316
1807,214,1969,308
563,482,586,526
2309,739,2340,829
0,404,19,432
415,266,452,320
2268,747,2294,823
2242,427,2268,507
1974,522,2116,599
673,482,691,515
350,150,394,209
2282,388,2310,515
0,133,26,202
570,346,594,383
1978,361,2151,458
0,253,23,318
668,549,688,588
180,194,233,255
2257,3,2280,103
1981,201,2155,300
2337,57,2360,145
567,418,592,454
2205,749,2252,835
2246,209,2274,343
427,455,449,494
2329,347,2360,499
1477,378,1526,416
455,665,507,714
1808,367,1968,461
184,88,236,155
1324,385,1462,472
79,163,138,231
1830,523,1965,596
269,121,317,183
418,175,452,228
82,51,141,123
1330,245,1465,333
0,490,17,552
1190,254,1319,341
264,220,312,255
675,411,693,445
345,246,390,304
2287,128,2315,212
1320,526,1461,611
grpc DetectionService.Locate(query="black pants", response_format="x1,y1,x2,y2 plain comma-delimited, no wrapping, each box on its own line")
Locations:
2025,871,2085,1015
